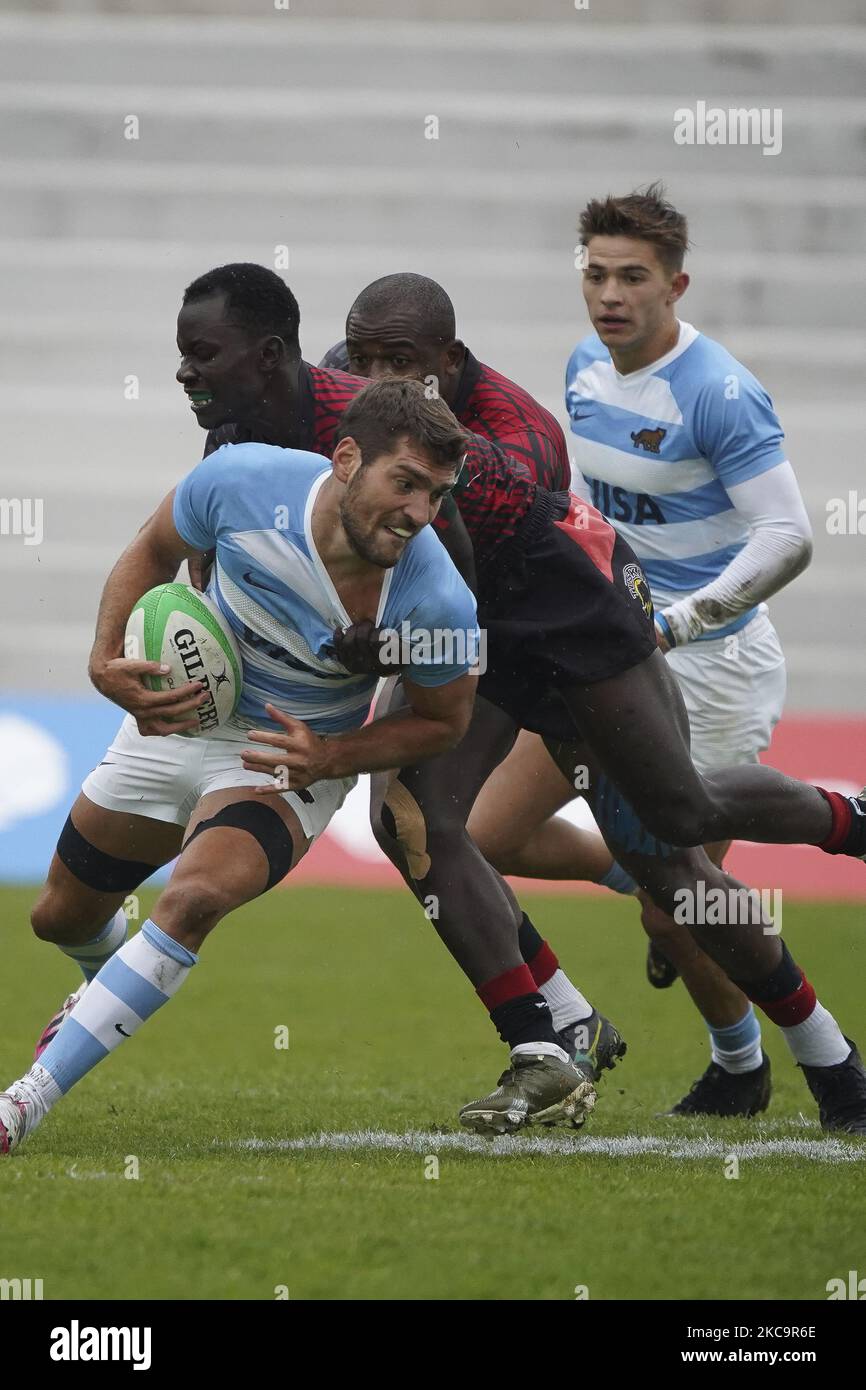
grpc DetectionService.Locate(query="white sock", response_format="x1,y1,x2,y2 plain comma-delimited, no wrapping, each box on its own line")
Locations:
512,1041,570,1064
60,909,128,983
9,1064,63,1138
712,1037,764,1075
537,969,592,1032
781,1002,851,1068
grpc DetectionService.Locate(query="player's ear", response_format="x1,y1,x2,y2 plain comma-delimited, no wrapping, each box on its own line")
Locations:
444,340,465,376
259,335,285,372
668,272,689,305
332,436,362,484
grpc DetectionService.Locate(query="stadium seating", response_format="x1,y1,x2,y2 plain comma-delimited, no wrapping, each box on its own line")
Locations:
1,3,864,707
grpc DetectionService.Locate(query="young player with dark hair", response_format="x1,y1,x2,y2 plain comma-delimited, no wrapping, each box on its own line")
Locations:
469,184,828,1118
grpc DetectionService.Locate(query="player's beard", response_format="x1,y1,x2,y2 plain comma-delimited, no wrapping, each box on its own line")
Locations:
339,476,402,570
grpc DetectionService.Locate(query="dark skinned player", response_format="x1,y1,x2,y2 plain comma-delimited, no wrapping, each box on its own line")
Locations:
321,284,568,494
317,271,866,1136
328,274,775,1122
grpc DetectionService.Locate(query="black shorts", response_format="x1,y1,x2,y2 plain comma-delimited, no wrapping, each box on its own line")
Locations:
476,490,658,740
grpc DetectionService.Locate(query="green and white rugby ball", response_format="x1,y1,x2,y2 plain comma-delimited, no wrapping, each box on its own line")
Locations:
124,582,242,736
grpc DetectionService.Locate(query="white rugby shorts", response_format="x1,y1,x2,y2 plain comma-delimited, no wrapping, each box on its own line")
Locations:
666,610,786,775
82,713,355,844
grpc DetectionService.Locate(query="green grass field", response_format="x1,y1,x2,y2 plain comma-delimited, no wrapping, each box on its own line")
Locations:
2,884,865,1301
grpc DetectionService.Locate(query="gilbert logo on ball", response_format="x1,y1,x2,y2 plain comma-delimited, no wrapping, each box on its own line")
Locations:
124,582,242,736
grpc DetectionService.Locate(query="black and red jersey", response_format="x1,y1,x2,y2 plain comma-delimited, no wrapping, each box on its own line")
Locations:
451,350,570,493
204,362,537,562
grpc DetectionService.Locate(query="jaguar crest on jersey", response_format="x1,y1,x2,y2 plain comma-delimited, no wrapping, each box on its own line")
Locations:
630,426,667,453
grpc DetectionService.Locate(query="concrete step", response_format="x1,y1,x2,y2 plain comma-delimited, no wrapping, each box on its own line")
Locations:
3,15,866,99
13,0,866,28
2,160,864,256
0,241,862,333
2,84,862,175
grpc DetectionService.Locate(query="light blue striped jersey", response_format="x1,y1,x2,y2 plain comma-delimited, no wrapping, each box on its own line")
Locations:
173,444,478,737
565,320,787,639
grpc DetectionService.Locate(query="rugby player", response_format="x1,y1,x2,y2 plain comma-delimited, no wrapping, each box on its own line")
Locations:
0,381,599,1154
468,185,816,1117
318,276,866,1136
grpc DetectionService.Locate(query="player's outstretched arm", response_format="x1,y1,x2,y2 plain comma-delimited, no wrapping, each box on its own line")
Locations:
88,491,207,735
241,673,478,790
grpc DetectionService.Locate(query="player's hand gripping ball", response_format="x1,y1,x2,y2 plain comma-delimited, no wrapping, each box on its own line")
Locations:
122,582,242,737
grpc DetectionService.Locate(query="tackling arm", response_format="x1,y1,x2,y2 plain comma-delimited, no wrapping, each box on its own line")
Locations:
319,671,477,776
242,672,478,789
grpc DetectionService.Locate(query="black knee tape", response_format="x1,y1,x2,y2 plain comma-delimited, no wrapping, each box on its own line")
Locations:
184,801,295,890
733,941,801,1002
56,815,158,894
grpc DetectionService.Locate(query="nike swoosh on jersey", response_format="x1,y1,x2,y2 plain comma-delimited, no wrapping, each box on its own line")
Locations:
242,570,279,593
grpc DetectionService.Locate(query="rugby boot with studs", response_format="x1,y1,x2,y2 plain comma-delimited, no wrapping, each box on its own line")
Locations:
459,1050,596,1137
558,1008,627,1079
801,1038,866,1136
668,1053,772,1118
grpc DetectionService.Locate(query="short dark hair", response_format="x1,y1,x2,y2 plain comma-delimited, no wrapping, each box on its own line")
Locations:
347,272,456,344
182,263,301,351
335,378,468,473
579,182,689,273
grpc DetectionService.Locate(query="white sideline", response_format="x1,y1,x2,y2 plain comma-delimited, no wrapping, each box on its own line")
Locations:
231,1130,865,1163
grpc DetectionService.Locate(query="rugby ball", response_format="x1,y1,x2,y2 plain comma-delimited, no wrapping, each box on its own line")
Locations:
124,582,242,736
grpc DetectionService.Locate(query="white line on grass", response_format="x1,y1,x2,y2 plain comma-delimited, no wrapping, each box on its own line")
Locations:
230,1131,865,1163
